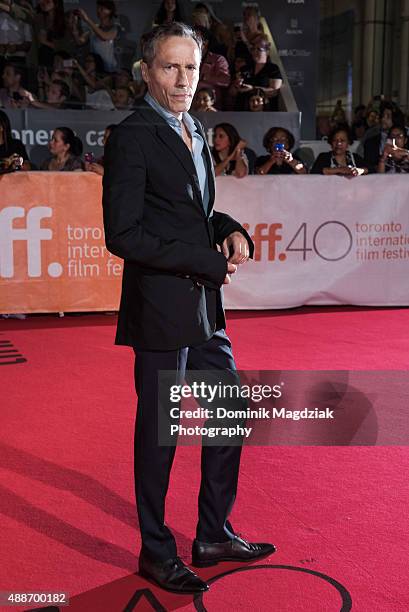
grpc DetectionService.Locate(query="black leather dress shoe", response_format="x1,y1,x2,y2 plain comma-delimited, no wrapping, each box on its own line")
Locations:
192,535,277,567
139,554,209,593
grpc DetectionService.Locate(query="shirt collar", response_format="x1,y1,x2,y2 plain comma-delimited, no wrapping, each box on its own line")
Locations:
144,92,198,136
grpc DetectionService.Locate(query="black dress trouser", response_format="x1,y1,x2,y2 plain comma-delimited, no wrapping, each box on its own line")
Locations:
133,329,244,561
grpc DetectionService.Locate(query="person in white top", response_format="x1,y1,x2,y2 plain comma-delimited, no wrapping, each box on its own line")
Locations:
73,0,119,74
0,0,32,61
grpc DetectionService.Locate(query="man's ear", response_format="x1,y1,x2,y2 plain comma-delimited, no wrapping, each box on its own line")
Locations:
141,61,149,84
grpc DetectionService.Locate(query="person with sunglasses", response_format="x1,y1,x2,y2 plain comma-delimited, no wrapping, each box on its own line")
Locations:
235,34,282,111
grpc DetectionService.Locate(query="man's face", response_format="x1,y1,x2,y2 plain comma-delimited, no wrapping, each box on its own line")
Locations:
141,36,201,117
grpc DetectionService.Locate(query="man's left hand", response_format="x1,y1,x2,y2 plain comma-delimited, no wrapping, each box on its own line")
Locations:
222,231,249,265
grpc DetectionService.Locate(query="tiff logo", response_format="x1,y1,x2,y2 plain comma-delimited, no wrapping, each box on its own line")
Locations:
243,223,284,261
0,206,62,278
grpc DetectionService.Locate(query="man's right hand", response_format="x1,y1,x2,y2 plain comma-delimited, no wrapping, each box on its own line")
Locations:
223,262,237,284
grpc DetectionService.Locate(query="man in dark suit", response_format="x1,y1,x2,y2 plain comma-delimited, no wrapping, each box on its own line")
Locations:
102,22,276,594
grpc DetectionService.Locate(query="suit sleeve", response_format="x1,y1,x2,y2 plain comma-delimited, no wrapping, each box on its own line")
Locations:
211,211,254,258
102,126,227,287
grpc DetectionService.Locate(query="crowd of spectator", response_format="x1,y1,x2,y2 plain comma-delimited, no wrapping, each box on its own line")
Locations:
1,2,409,177
315,98,409,175
0,1,282,112
2,110,408,179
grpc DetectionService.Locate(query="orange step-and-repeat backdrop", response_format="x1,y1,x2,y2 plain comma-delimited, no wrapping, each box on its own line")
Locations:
0,172,123,313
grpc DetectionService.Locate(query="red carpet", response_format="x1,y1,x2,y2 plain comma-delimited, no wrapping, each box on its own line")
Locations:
1,307,408,611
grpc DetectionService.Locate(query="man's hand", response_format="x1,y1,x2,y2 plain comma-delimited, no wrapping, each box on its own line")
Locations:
222,231,249,265
223,262,237,284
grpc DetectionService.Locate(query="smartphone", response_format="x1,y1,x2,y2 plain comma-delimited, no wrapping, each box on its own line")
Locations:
12,92,23,101
63,59,74,68
274,143,285,152
84,152,95,164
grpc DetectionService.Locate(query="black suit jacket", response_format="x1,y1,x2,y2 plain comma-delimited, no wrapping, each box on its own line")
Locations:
102,102,253,350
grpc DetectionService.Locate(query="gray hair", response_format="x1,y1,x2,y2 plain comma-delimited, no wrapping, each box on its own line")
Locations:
141,22,203,66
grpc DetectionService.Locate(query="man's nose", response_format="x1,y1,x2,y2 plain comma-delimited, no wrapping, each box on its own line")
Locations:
176,67,189,87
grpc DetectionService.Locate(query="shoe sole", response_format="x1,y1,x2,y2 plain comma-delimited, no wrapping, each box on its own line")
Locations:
138,567,209,594
192,548,277,568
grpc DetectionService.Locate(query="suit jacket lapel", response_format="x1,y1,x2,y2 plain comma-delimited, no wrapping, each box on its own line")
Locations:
155,123,198,181
136,103,197,178
202,136,216,216
136,104,207,213
192,117,216,216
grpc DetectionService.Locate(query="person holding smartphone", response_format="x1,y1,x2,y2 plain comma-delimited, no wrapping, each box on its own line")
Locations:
84,123,116,175
0,109,31,170
72,0,119,74
256,127,306,175
377,126,409,173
